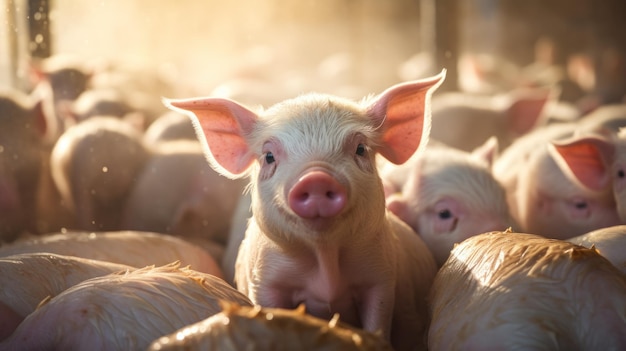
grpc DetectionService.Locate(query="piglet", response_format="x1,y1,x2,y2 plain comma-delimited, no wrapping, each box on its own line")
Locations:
0,90,47,242
0,253,131,340
165,70,445,351
121,140,246,257
429,88,553,151
548,104,626,221
0,263,251,351
493,123,621,239
142,110,197,146
568,225,626,275
148,302,393,351
429,230,626,350
50,116,150,231
380,138,514,266
0,231,223,277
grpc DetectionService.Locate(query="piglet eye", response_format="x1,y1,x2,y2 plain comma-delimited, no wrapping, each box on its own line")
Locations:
265,152,275,164
574,201,588,210
438,209,452,220
356,143,366,156
617,169,625,178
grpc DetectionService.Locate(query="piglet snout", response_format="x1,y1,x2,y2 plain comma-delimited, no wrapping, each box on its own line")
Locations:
288,170,347,219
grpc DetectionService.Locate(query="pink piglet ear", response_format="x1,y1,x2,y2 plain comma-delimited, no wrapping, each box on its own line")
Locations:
367,69,446,165
163,97,259,179
549,135,615,192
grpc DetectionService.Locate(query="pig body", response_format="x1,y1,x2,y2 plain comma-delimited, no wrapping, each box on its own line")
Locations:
69,88,135,122
493,122,622,239
50,116,150,231
29,55,92,140
568,225,626,275
0,231,223,277
429,89,551,151
0,90,47,242
0,263,252,351
166,71,445,350
380,139,514,266
429,231,626,351
121,140,246,249
148,302,393,351
221,192,251,285
143,111,197,146
0,253,131,339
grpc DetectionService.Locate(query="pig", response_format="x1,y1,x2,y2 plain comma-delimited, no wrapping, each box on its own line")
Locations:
88,58,179,125
148,302,394,351
549,130,626,222
164,70,445,351
69,88,135,122
0,263,252,351
430,89,555,151
142,110,197,146
121,140,247,258
0,90,47,242
0,253,131,339
221,192,252,285
0,231,223,277
493,122,622,239
428,230,626,351
30,55,92,103
379,138,515,266
429,88,553,152
568,225,626,275
29,55,93,140
50,116,150,231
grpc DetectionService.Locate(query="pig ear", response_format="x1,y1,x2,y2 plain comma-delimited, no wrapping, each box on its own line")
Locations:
471,136,499,168
548,136,614,192
163,97,258,178
367,69,446,164
505,88,554,136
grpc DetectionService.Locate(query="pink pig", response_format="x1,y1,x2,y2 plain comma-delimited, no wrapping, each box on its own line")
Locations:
380,138,515,266
429,230,626,350
550,132,624,218
165,71,445,351
493,122,621,239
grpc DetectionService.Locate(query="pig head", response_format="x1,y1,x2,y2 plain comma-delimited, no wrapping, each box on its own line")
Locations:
382,138,515,266
550,129,626,223
165,70,444,351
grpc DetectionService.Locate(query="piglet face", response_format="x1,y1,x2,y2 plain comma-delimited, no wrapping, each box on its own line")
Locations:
250,96,386,240
518,151,621,239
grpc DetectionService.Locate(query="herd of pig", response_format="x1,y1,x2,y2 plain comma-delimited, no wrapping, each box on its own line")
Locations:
0,53,625,350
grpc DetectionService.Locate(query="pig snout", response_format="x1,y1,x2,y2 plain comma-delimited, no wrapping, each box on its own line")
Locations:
288,170,347,219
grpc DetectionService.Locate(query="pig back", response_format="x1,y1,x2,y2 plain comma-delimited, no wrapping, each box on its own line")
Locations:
429,231,626,351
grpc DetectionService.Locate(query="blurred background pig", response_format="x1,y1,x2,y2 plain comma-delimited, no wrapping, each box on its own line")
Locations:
50,116,150,231
492,112,626,239
429,88,554,151
380,138,515,266
0,90,47,242
121,140,247,261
